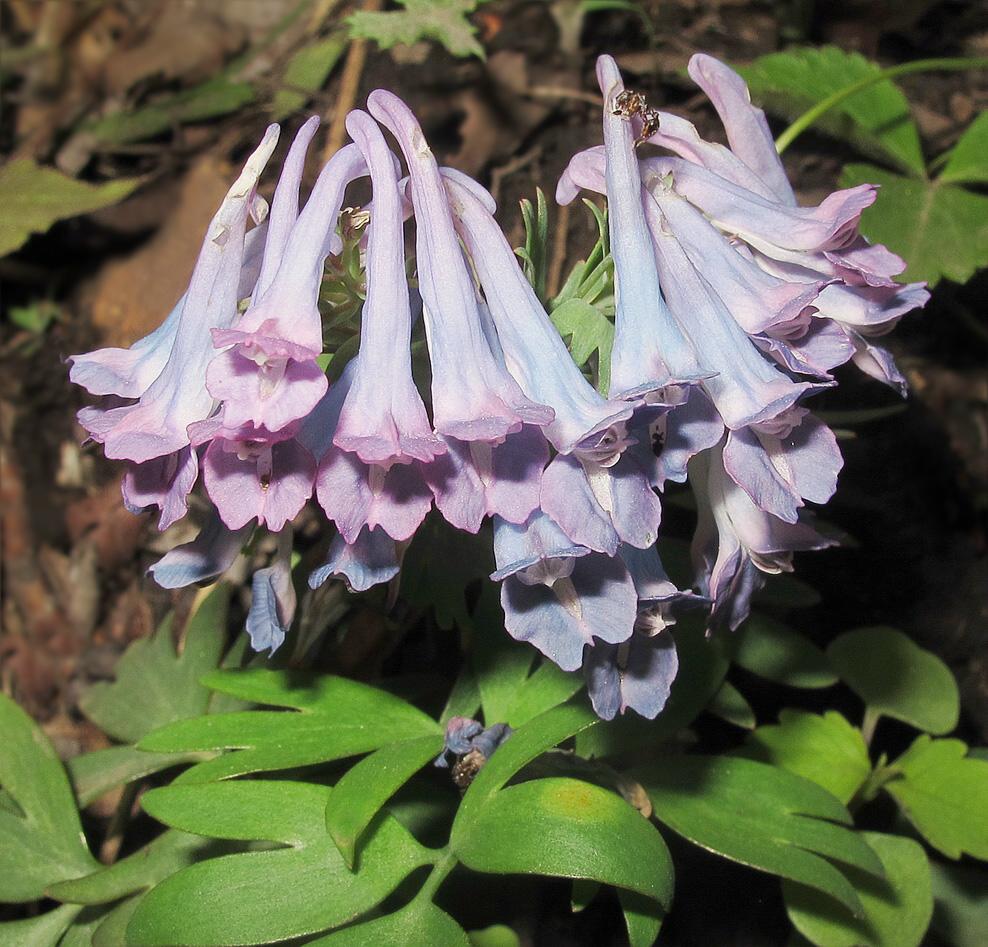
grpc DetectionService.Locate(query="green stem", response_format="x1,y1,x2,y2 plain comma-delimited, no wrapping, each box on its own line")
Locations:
413,848,458,905
775,56,988,155
861,706,882,747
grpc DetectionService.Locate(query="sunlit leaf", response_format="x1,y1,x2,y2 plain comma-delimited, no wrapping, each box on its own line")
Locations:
783,831,932,947
840,164,988,287
0,904,81,946
550,297,615,395
738,710,871,804
939,111,988,186
272,33,348,119
127,781,432,945
307,901,470,946
349,0,485,58
884,736,988,860
139,670,440,783
0,159,139,257
737,46,924,175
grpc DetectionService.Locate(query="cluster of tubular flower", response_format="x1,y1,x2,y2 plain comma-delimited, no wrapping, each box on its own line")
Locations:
70,54,926,721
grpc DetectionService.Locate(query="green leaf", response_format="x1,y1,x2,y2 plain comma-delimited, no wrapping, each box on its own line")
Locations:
639,755,882,915
401,516,493,630
48,830,228,905
503,659,583,728
737,46,924,175
80,586,231,743
85,76,255,146
272,33,348,120
755,573,822,609
68,746,206,807
472,585,535,724
0,159,140,257
708,680,757,729
783,831,932,947
517,188,549,302
621,890,664,947
735,613,837,689
940,111,988,186
884,736,988,860
468,924,521,947
138,669,440,782
738,710,871,805
455,777,673,910
127,781,432,945
550,297,615,395
307,901,470,946
452,703,598,844
0,694,98,901
325,734,443,868
929,860,988,947
348,0,485,58
839,164,988,286
0,904,81,946
8,300,59,334
826,626,959,735
441,666,482,724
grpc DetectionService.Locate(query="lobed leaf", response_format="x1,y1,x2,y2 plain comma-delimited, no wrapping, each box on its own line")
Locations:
737,710,871,805
826,626,959,735
307,901,470,945
127,781,432,945
840,164,988,286
939,111,988,186
0,694,98,901
0,159,140,257
0,904,81,946
884,736,988,860
348,0,485,59
737,46,924,175
639,755,882,915
783,831,932,947
707,680,757,730
272,33,348,120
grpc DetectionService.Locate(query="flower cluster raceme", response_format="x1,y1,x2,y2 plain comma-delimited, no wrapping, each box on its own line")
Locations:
70,54,927,720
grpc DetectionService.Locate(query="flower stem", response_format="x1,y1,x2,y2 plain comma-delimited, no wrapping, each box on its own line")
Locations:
775,57,988,155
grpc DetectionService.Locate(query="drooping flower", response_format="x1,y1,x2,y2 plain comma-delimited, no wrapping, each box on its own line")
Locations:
246,526,297,655
76,125,281,464
367,89,555,443
491,512,637,671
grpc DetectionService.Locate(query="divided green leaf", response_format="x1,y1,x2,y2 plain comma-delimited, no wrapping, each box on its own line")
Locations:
738,710,871,805
0,904,81,946
939,111,988,186
707,680,757,730
272,33,348,119
783,831,932,947
840,164,988,286
325,734,443,869
0,694,99,901
737,46,924,175
884,736,988,860
0,159,140,257
139,669,440,783
348,0,485,59
639,755,883,915
550,298,615,395
127,781,432,945
68,745,206,808
826,626,959,735
80,585,231,744
308,901,470,946
929,860,988,947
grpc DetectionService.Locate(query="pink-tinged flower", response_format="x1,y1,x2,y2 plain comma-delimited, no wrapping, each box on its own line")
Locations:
246,527,296,655
442,171,633,457
197,419,315,532
367,89,554,442
331,109,444,466
207,138,370,434
76,125,280,463
121,447,198,531
491,512,636,672
690,445,835,632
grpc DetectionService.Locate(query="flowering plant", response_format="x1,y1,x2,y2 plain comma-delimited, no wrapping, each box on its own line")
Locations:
5,50,983,947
